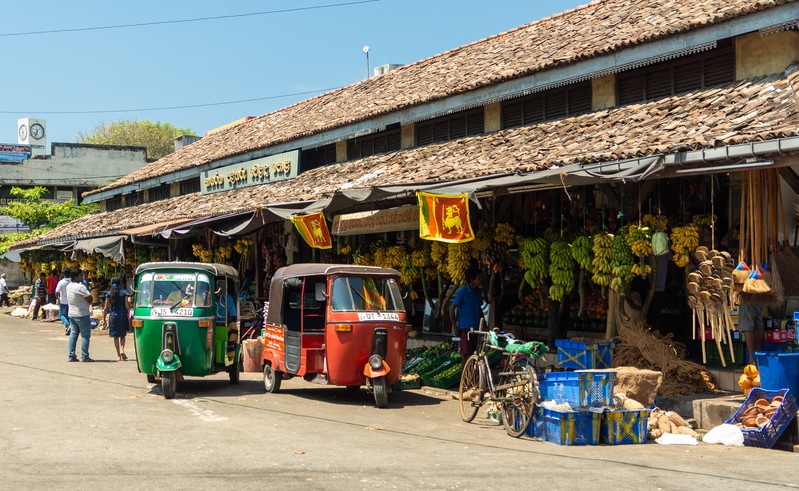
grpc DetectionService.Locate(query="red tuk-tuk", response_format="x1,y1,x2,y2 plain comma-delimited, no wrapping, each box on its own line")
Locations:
261,264,408,408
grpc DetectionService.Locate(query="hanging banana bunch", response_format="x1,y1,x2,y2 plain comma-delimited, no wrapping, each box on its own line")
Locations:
627,224,653,277
670,224,699,267
610,233,635,294
570,235,593,271
518,236,549,288
591,232,614,287
549,238,576,301
446,243,471,285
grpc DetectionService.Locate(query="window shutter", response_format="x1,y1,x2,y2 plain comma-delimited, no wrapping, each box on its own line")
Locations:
502,101,523,128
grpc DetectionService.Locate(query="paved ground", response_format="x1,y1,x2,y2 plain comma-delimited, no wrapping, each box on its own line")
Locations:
1,310,798,490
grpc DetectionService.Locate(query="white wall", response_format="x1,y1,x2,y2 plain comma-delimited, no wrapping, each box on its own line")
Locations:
0,143,148,188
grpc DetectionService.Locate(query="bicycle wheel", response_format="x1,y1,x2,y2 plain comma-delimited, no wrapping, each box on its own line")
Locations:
458,354,484,422
499,362,538,437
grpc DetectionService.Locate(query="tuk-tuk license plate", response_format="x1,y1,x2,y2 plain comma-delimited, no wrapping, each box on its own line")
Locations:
152,307,193,316
357,312,400,321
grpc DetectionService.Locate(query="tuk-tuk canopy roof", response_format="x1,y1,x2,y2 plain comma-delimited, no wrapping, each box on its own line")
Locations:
271,263,400,282
135,261,239,280
267,264,401,324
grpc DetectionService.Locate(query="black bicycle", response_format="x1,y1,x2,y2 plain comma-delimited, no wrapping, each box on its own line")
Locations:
458,324,547,437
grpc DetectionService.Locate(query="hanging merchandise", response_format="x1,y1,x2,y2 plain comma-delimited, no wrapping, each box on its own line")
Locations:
670,224,699,267
590,232,614,287
652,231,669,256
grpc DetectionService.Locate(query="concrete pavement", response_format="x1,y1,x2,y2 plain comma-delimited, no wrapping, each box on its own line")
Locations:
1,309,798,490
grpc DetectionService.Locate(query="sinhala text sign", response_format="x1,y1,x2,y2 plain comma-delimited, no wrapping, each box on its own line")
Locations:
200,149,299,194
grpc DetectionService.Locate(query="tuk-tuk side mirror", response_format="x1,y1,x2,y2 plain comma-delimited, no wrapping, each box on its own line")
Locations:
314,283,327,302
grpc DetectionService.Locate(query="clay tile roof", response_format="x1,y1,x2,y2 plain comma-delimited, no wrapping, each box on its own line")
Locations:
30,71,799,246
85,0,795,197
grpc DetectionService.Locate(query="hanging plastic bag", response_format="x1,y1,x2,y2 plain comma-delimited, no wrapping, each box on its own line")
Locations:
652,231,669,256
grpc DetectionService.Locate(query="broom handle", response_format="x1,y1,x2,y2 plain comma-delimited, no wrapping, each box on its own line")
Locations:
739,171,747,263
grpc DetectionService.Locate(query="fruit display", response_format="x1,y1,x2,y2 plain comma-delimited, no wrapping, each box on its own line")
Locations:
446,243,471,285
590,232,614,287
670,224,699,267
518,236,549,288
549,238,575,301
570,235,592,271
609,234,635,293
642,213,668,231
626,224,653,277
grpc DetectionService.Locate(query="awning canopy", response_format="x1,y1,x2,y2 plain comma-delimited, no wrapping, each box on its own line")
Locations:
70,235,126,263
157,204,308,239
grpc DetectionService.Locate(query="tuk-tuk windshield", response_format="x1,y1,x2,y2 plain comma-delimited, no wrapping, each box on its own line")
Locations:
136,272,212,308
330,276,403,312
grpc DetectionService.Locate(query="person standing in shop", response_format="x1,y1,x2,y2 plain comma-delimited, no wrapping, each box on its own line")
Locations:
449,268,485,357
67,269,94,363
55,268,72,335
0,274,10,307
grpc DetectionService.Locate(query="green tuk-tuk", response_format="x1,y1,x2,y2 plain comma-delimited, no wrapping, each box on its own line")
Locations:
131,262,241,399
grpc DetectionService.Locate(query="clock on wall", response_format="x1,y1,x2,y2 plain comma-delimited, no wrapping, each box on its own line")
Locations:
18,124,27,141
30,123,45,140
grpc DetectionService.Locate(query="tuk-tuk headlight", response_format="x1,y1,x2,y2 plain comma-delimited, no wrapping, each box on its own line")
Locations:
160,349,174,363
369,354,383,370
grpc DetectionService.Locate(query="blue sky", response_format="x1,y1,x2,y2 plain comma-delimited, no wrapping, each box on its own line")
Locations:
1,0,584,148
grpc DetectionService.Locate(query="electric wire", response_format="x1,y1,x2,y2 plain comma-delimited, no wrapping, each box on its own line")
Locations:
0,1,380,38
0,87,342,115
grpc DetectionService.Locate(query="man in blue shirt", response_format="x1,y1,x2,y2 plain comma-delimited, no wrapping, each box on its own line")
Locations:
449,268,485,357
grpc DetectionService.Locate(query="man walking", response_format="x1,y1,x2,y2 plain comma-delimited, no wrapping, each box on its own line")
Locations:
0,273,10,307
67,269,94,362
31,272,47,321
55,268,72,335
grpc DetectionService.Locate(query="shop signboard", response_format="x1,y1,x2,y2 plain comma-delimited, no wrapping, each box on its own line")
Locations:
56,190,73,202
332,205,419,236
200,149,299,195
0,144,31,163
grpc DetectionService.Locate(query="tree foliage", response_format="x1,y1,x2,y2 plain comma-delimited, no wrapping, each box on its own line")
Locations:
77,120,196,160
0,187,98,255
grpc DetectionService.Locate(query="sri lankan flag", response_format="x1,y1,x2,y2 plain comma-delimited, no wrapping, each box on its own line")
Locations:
417,191,474,243
291,211,332,249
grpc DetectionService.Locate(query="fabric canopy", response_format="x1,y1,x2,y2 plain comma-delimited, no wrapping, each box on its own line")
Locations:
71,235,125,263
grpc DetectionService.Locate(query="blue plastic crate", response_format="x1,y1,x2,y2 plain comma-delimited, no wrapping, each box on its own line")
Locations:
755,352,799,397
529,406,602,445
538,370,616,407
556,339,614,369
725,388,798,448
601,408,650,445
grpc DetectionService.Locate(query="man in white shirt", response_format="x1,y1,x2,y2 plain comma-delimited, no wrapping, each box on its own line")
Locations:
67,269,94,362
55,268,72,335
0,273,10,307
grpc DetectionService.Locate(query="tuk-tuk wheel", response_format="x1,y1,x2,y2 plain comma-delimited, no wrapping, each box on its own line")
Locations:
263,364,282,393
162,371,177,399
373,376,388,408
228,360,240,385
146,374,156,384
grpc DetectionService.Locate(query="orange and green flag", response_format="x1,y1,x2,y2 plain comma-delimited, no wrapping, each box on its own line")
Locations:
417,191,474,243
291,211,332,249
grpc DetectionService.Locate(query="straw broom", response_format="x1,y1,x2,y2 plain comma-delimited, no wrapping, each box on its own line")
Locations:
742,170,774,301
733,172,750,285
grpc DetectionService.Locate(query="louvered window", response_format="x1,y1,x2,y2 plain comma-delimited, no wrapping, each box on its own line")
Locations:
127,191,145,207
301,143,337,171
180,177,200,195
148,184,171,202
501,81,591,129
106,196,123,212
618,40,734,105
347,125,401,160
415,107,484,146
